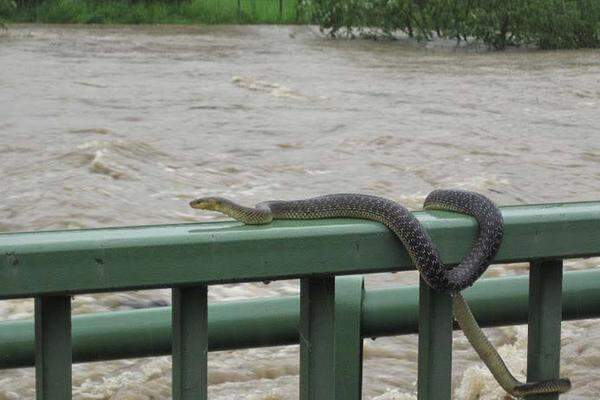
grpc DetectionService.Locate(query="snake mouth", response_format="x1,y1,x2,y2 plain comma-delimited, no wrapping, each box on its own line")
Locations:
189,199,204,209
189,196,231,211
189,198,215,210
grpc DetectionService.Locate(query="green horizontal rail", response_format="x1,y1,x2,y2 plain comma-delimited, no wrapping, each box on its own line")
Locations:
0,268,597,369
0,202,599,299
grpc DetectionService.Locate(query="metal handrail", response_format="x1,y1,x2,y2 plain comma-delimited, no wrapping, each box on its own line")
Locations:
0,269,598,369
0,201,598,298
0,201,598,399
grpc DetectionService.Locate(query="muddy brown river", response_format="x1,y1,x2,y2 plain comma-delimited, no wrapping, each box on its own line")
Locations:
1,24,599,399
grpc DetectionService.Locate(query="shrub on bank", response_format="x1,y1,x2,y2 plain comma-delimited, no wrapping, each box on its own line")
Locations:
5,0,599,49
1,0,16,26
301,0,600,49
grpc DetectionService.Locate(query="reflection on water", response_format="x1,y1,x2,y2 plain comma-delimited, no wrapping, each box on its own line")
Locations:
1,24,599,399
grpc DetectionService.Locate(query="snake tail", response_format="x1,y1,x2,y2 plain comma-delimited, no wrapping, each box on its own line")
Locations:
452,292,572,396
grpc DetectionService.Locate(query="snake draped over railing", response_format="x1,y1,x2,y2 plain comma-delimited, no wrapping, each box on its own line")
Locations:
190,189,571,397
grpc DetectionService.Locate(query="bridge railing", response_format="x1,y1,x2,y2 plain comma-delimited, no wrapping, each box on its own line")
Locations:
0,201,599,399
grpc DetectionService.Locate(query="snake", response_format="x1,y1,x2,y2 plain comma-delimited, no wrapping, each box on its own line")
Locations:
189,189,571,397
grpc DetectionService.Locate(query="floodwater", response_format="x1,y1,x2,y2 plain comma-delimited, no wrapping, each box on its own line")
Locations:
1,24,600,399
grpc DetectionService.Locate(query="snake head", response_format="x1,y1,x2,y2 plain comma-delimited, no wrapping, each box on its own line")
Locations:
189,196,229,211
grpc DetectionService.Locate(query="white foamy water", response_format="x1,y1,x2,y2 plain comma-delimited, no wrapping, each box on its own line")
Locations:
1,24,600,399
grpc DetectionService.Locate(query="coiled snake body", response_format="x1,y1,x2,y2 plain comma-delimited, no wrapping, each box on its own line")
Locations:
190,189,570,397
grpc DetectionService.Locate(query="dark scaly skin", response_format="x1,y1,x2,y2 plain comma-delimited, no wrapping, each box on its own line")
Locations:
189,189,571,396
191,191,501,291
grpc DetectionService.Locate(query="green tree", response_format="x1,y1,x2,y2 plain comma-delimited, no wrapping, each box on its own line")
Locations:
525,0,600,49
302,0,600,49
0,0,16,27
467,0,531,49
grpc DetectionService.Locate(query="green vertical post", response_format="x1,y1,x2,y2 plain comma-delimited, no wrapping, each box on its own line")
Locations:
279,0,283,19
527,259,564,400
417,278,453,400
335,276,364,400
35,296,72,400
300,277,335,400
172,285,208,400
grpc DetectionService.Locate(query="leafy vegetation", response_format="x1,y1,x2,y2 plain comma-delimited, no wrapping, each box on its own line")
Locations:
7,0,304,24
5,0,599,49
301,0,600,49
1,0,16,27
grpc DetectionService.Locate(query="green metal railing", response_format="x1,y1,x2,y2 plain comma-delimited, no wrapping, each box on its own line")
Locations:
0,201,599,399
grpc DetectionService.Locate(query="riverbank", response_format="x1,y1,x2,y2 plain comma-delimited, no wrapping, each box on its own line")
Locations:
6,0,304,24
4,0,599,51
